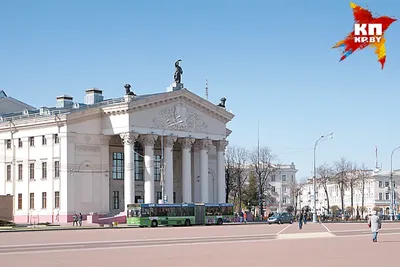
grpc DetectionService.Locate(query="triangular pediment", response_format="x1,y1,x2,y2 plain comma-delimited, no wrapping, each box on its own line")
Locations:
127,89,234,124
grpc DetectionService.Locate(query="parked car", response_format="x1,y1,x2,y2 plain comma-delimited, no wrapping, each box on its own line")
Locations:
267,212,293,224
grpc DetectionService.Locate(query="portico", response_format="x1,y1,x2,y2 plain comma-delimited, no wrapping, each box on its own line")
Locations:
103,88,234,211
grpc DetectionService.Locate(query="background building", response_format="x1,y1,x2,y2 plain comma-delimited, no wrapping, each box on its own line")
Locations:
0,84,234,223
297,170,400,216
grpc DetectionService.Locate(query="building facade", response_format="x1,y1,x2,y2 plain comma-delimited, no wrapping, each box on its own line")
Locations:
0,84,234,223
298,170,400,215
268,163,298,212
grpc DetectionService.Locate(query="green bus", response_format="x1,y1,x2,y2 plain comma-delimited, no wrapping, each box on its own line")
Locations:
126,203,234,227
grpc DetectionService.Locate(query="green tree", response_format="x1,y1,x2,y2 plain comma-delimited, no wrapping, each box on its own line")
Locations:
243,171,258,208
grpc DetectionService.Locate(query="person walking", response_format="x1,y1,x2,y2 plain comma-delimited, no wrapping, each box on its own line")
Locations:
368,210,382,242
297,211,303,230
78,213,83,226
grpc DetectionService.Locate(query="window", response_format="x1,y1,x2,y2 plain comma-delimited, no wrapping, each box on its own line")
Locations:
112,152,124,180
385,181,389,187
281,175,287,182
18,138,22,148
156,191,162,201
29,137,34,146
272,186,276,193
29,193,34,209
113,191,120,209
379,193,383,200
134,145,144,181
6,165,11,181
54,134,59,144
42,135,47,145
379,181,383,188
54,161,60,178
135,196,142,203
54,191,60,208
18,164,23,180
271,175,276,182
385,193,390,200
6,139,11,149
17,194,22,210
42,192,47,209
283,197,287,204
283,186,287,193
42,162,47,179
154,155,161,181
173,192,176,203
29,163,35,180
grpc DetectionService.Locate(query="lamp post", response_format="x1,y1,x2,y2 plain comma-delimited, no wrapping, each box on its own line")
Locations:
313,132,333,223
160,117,183,203
390,146,400,221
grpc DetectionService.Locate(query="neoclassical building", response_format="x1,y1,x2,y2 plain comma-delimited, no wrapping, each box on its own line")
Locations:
0,83,234,223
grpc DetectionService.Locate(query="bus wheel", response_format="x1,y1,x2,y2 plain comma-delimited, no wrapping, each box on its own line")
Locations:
151,220,158,227
217,218,223,225
184,219,191,226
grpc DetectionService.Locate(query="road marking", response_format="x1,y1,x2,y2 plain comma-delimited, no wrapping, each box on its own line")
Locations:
0,233,277,249
276,224,292,235
277,232,335,239
0,238,278,255
321,223,331,232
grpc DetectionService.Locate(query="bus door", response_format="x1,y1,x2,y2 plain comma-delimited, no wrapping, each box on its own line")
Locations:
195,205,205,225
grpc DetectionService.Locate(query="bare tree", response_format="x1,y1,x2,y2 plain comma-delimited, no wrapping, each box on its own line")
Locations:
288,180,303,214
333,157,352,213
357,163,371,218
316,163,335,213
347,162,360,217
250,146,277,218
225,146,249,210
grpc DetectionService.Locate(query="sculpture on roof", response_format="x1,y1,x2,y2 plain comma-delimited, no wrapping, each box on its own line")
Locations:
174,59,183,84
217,97,226,108
124,84,136,96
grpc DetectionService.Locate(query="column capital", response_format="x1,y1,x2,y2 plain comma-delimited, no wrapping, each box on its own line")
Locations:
213,139,229,152
179,137,195,149
163,136,177,148
120,132,138,145
194,139,212,151
139,134,158,147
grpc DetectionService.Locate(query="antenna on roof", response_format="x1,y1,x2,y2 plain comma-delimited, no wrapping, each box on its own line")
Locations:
205,79,209,100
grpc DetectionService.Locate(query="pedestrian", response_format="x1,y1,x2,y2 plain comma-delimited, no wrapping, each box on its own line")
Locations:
72,214,77,226
297,211,303,230
368,210,382,242
78,213,83,226
303,211,307,225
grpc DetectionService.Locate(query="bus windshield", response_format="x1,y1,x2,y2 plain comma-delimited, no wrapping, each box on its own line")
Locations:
127,207,141,217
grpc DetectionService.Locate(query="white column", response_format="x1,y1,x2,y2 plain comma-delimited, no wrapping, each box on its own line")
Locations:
140,134,157,203
120,132,138,211
164,136,177,203
213,140,228,203
179,137,195,203
197,139,212,203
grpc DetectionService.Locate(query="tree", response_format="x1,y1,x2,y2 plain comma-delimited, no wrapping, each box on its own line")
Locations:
316,163,335,213
288,180,303,213
347,162,360,216
331,205,340,216
243,171,258,208
333,157,352,212
225,146,249,210
250,146,277,218
286,205,295,213
356,163,370,218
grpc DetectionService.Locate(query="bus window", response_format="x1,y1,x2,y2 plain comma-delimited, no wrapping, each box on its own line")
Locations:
175,207,182,216
223,206,233,215
129,208,140,217
167,207,176,217
141,207,150,217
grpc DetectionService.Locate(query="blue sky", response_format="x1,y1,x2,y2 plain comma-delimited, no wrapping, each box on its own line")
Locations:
1,0,400,179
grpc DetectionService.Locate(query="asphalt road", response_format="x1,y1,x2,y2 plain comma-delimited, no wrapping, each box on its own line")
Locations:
1,223,400,267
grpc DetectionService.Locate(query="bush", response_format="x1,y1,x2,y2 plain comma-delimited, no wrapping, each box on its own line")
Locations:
0,219,15,227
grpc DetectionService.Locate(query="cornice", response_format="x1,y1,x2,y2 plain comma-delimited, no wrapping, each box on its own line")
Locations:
104,89,235,124
0,114,67,133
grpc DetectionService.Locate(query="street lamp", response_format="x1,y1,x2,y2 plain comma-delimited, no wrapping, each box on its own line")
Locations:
390,146,400,221
313,132,333,223
160,117,183,203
